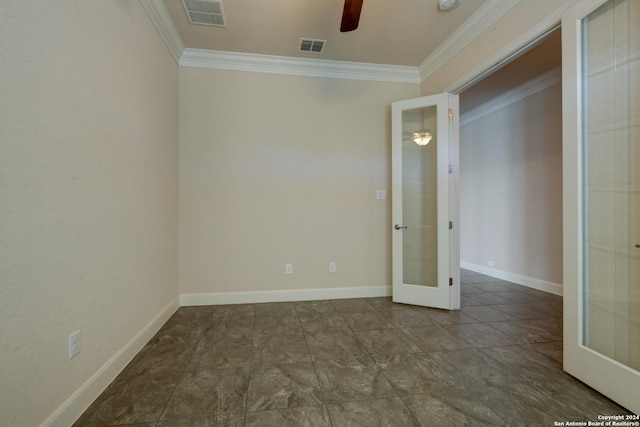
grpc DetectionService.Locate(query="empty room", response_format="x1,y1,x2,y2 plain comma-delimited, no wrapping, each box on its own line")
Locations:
1,0,638,426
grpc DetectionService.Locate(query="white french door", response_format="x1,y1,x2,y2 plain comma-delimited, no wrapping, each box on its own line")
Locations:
563,0,640,414
391,93,460,310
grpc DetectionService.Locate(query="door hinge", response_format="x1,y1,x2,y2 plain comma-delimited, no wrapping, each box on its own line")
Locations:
449,221,453,230
448,164,453,174
448,108,453,118
449,277,453,286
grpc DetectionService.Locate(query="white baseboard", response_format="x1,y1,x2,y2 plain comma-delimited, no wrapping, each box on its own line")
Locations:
43,286,392,426
42,297,180,427
460,261,563,296
180,285,392,306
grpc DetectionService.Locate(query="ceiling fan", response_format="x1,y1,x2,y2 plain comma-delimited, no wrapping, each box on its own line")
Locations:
340,0,364,32
339,0,458,32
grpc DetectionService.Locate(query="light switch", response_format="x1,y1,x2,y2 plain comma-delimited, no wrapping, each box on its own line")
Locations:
376,190,386,200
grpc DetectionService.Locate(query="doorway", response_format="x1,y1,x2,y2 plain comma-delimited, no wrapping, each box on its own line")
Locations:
457,28,563,297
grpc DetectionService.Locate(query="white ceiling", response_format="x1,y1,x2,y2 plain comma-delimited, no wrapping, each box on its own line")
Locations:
161,0,489,67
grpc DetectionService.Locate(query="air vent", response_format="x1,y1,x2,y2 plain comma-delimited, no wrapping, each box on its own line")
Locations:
182,0,226,27
299,38,326,54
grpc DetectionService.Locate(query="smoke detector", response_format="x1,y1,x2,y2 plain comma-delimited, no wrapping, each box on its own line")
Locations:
439,0,457,11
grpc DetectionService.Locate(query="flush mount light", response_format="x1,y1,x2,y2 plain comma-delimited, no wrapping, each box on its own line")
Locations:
439,0,457,11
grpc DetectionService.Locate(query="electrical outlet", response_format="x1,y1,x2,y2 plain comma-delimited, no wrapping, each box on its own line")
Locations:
68,330,81,359
285,264,293,274
329,262,336,273
376,190,386,200
487,261,495,267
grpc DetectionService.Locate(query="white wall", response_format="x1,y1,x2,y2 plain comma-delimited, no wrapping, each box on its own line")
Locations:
0,2,179,425
459,82,563,290
179,67,419,300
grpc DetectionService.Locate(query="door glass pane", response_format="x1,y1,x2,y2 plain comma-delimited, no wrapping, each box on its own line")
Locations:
582,0,640,371
402,106,438,287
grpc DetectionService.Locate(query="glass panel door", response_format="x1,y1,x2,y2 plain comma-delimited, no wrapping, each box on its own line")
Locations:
562,0,640,414
582,0,640,372
391,93,459,310
402,105,439,287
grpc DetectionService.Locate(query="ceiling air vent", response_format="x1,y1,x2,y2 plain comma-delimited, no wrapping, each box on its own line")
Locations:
299,38,326,54
182,0,226,27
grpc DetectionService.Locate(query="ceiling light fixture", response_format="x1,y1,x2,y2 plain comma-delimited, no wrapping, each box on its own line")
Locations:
412,131,433,146
439,0,457,11
412,108,434,146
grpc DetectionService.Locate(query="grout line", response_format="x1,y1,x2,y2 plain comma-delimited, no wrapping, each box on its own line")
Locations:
243,303,258,423
154,308,210,425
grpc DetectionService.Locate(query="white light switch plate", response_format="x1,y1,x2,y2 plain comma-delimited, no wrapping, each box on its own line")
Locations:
68,330,81,359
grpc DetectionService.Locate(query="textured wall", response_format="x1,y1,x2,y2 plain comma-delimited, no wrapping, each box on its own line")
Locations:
0,1,179,425
179,67,418,295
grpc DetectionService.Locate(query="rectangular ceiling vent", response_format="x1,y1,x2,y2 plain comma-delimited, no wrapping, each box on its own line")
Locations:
182,0,226,27
299,38,326,54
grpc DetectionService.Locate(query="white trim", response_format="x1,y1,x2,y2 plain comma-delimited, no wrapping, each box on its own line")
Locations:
40,298,180,427
446,1,576,93
179,49,421,84
139,0,185,64
449,94,461,310
460,66,561,126
418,0,521,82
460,261,563,296
180,286,392,306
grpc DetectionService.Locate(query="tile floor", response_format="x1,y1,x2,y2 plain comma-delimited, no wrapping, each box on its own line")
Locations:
74,270,630,426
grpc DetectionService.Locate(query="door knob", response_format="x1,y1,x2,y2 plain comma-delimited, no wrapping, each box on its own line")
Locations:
394,224,407,230
636,244,640,248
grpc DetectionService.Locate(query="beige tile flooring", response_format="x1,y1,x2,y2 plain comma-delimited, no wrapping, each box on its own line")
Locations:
73,270,630,426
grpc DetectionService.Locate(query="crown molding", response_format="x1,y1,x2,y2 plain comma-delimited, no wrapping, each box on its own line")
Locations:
139,0,184,64
139,0,419,83
180,49,421,84
460,66,561,126
445,1,574,94
418,0,521,82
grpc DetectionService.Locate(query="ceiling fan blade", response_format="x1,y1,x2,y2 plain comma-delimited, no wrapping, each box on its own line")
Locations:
340,0,363,32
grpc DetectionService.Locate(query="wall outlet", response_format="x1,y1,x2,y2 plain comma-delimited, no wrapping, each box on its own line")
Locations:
68,330,81,359
376,190,386,200
487,261,495,267
285,264,293,274
329,262,336,273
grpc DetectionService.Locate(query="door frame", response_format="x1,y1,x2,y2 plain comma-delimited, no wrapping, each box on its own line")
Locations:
434,0,638,412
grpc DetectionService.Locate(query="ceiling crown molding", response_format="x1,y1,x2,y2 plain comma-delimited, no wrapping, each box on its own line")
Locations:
180,49,421,84
460,66,561,126
418,0,521,82
139,0,184,64
139,0,419,83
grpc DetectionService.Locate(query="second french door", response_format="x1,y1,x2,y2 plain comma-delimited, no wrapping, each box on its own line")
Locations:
563,0,640,414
